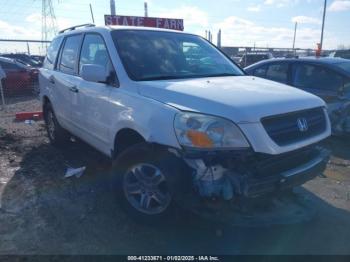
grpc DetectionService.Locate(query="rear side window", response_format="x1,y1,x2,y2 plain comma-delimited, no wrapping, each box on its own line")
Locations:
59,35,81,75
44,36,63,70
266,63,288,84
253,65,267,78
293,63,343,91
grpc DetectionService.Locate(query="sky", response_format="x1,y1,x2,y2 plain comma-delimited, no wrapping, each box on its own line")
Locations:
0,0,349,54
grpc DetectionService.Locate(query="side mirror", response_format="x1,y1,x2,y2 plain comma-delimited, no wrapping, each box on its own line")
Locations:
81,64,109,83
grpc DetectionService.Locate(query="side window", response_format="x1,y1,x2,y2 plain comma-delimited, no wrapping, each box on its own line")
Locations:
44,36,63,70
265,63,288,84
79,34,113,76
293,64,343,91
0,62,18,70
59,35,81,75
253,65,267,78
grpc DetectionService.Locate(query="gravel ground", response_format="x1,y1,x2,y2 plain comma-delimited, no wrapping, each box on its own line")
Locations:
0,96,350,255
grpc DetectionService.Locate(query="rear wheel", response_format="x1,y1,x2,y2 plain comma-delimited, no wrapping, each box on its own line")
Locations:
44,103,70,146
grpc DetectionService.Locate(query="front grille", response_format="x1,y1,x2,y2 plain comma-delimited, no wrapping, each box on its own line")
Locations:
261,107,327,146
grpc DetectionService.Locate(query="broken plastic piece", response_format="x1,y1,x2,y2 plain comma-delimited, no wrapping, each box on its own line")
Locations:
24,120,35,125
15,111,43,121
65,166,86,178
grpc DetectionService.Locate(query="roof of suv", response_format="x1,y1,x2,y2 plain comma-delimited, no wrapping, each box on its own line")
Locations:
58,25,189,37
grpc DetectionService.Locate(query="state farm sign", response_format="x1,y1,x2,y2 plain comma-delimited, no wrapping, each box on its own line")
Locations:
104,15,184,31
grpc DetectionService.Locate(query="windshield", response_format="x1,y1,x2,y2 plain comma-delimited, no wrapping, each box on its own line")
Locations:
111,30,244,81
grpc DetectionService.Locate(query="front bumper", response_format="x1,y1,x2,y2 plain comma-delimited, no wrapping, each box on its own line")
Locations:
178,145,330,226
243,147,330,197
182,144,330,199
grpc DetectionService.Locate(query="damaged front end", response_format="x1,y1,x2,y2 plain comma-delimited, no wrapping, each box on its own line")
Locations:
173,144,330,225
170,110,330,225
184,144,329,201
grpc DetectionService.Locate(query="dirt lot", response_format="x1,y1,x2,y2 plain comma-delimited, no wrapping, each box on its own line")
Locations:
1,96,350,255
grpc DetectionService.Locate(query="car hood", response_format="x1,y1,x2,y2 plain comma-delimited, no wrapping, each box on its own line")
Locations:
137,76,325,123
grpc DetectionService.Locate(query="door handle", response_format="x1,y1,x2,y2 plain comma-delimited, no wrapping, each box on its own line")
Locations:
49,76,55,84
69,85,79,93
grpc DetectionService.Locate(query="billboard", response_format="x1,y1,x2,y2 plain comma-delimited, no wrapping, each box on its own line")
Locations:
105,15,184,31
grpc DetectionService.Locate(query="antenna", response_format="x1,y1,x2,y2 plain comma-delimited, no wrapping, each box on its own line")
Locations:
89,3,95,24
41,0,58,50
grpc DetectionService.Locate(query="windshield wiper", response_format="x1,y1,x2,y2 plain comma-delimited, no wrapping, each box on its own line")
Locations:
139,75,197,81
138,73,240,81
201,73,239,78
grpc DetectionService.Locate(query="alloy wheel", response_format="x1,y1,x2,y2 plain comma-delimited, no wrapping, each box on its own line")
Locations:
123,163,171,215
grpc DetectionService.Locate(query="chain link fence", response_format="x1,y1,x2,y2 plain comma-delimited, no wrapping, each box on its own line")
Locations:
0,40,49,113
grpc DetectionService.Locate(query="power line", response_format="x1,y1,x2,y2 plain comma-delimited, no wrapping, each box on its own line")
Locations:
40,0,58,49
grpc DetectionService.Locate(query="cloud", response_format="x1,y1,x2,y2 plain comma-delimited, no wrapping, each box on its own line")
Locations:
158,6,209,27
0,20,40,39
247,5,261,12
26,13,42,24
292,16,321,24
329,0,350,11
264,0,299,8
214,15,323,48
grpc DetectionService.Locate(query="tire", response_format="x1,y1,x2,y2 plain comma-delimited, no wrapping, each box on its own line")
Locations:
43,102,70,146
112,142,192,224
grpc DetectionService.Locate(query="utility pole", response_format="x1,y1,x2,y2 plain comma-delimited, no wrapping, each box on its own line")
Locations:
144,2,148,17
292,22,298,55
320,0,327,51
89,3,95,24
27,42,31,55
110,0,116,15
217,29,222,48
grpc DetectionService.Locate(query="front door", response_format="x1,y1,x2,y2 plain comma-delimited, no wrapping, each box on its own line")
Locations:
72,33,117,154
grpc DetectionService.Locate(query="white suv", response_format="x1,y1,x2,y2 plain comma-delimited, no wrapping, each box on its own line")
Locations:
40,24,331,221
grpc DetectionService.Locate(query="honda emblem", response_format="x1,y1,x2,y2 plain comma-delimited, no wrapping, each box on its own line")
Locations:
297,118,308,132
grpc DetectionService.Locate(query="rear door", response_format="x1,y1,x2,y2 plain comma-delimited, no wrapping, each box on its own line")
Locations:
291,63,343,103
52,34,82,130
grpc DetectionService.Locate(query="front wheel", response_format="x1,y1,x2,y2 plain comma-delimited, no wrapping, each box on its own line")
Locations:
112,143,192,223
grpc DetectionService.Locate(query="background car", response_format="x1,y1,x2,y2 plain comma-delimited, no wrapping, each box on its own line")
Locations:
329,50,350,60
30,55,45,63
0,56,39,96
245,57,350,135
1,53,43,68
239,52,273,67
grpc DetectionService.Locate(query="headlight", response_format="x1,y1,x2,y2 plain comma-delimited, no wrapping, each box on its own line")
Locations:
174,112,250,149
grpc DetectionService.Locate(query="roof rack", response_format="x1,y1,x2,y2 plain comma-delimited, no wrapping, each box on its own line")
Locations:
59,23,95,34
